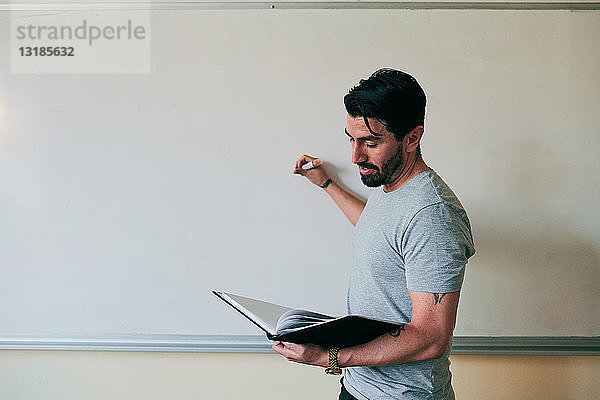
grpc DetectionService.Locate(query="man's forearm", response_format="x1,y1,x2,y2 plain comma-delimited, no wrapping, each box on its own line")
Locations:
338,322,450,368
338,291,459,367
323,181,365,226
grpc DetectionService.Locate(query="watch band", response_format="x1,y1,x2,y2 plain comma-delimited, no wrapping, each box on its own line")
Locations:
320,178,333,189
325,347,342,375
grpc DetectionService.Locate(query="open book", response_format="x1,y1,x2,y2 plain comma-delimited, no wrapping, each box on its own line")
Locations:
213,291,401,348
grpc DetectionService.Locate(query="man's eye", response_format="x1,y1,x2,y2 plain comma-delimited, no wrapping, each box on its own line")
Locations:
348,137,355,143
366,143,377,148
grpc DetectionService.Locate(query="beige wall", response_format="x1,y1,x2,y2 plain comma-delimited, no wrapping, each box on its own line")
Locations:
1,351,599,399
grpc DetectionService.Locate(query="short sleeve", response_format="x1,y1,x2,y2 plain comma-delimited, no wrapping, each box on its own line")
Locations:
401,202,475,293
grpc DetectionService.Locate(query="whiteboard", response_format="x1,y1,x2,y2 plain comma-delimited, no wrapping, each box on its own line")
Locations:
1,7,599,338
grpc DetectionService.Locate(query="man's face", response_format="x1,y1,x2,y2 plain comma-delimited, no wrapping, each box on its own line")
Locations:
345,114,404,188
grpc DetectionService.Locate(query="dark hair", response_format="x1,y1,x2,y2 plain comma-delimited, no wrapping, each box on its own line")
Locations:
344,68,426,153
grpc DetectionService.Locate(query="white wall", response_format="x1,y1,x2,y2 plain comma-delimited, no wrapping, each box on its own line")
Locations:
1,351,599,400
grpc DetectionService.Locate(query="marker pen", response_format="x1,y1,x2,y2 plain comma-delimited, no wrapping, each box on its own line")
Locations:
301,159,323,170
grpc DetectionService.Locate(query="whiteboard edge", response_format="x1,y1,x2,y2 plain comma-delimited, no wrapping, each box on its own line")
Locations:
0,335,598,355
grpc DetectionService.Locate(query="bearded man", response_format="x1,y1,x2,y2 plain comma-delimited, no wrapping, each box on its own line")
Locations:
273,68,475,400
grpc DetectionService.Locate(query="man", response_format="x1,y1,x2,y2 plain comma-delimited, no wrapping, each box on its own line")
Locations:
273,69,475,400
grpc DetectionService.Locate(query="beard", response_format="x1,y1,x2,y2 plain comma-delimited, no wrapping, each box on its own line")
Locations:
358,146,404,188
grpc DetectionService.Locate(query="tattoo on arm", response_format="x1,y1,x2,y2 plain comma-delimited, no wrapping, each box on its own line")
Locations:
433,293,447,305
389,324,406,337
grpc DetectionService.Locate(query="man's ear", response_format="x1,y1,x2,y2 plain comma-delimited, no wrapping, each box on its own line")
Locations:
404,126,424,153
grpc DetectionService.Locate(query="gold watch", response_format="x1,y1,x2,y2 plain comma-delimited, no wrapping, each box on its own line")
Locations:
325,347,342,375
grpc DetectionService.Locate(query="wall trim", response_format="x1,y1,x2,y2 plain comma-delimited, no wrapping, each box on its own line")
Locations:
1,335,598,355
1,2,600,11
451,336,600,355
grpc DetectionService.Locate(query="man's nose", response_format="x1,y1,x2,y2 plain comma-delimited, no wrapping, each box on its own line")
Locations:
351,142,366,164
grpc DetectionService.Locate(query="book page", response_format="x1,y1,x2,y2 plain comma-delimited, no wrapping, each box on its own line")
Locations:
275,309,334,335
217,292,294,335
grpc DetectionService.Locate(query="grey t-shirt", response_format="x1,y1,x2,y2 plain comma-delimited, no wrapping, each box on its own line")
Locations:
344,170,475,400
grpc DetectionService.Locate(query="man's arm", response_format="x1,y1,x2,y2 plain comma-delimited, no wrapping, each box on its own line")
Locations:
294,155,365,226
272,290,460,368
321,180,365,227
338,290,459,366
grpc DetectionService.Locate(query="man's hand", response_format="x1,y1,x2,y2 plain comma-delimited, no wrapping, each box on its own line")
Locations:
293,154,330,187
272,341,329,367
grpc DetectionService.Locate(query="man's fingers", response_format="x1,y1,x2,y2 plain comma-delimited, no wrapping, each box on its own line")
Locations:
295,157,305,169
273,341,300,362
294,154,317,170
272,341,286,355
